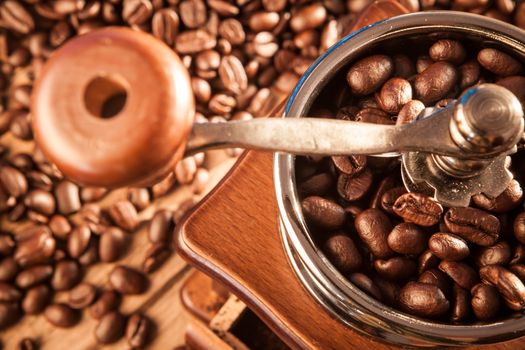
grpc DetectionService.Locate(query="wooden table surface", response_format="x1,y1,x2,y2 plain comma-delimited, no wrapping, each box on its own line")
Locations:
0,126,237,349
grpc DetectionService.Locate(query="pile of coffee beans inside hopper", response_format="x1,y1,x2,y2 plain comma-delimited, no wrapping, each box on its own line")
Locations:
0,0,524,347
297,38,525,323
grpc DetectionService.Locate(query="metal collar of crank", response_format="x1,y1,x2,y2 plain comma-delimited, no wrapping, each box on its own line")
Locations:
274,11,525,348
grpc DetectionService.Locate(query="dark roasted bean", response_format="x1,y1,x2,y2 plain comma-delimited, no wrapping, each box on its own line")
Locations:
152,8,179,46
51,260,81,291
142,242,171,273
346,55,394,95
374,257,416,281
396,100,425,125
49,215,72,240
478,48,522,76
0,257,18,282
451,284,470,323
0,283,22,302
393,193,443,227
22,284,51,315
324,233,362,273
480,265,525,310
429,233,470,261
148,210,173,244
387,223,426,255
0,165,27,198
0,232,15,256
108,200,139,231
439,261,478,290
414,62,458,104
337,169,373,202
299,173,333,196
331,155,367,176
398,282,450,318
355,209,394,259
55,180,81,215
126,313,151,348
301,196,345,230
419,269,452,296
108,266,148,294
44,303,80,328
429,39,466,64
473,179,523,213
67,224,92,258
0,301,20,328
127,188,150,211
95,311,126,344
349,272,382,300
14,226,55,267
90,290,120,320
475,241,512,267
471,283,500,320
459,60,481,89
376,78,412,114
69,282,97,309
24,189,55,216
99,227,129,263
444,207,500,246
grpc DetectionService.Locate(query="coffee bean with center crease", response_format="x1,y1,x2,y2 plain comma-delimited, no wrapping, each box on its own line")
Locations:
22,284,51,314
429,233,470,261
0,165,28,198
152,8,179,46
219,55,248,95
122,0,153,25
90,290,120,320
299,173,333,196
17,337,37,350
387,223,427,255
0,283,22,302
14,226,56,267
0,1,34,34
398,282,450,318
55,180,81,215
179,0,207,28
451,284,470,323
419,269,452,296
0,257,18,282
109,266,148,295
439,261,479,290
375,78,412,114
429,39,466,64
459,60,481,89
475,241,512,267
337,168,373,202
480,265,525,310
67,224,92,258
444,207,500,246
100,227,129,262
514,212,525,244
346,55,394,95
355,208,394,259
126,313,152,348
471,283,500,320
0,232,15,255
108,200,139,232
48,215,72,240
414,62,458,104
143,242,171,273
16,265,53,289
51,260,81,291
393,192,443,227
69,282,97,309
374,257,417,281
24,189,56,216
473,179,523,213
44,303,80,328
301,196,346,230
478,48,522,76
323,233,362,273
148,210,174,244
331,155,367,176
95,311,126,344
349,272,382,300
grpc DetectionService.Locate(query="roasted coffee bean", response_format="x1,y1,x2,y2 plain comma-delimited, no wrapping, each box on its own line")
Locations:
373,277,400,306
26,171,53,192
15,226,55,267
51,260,81,291
480,265,525,310
22,284,50,315
444,207,500,246
497,75,525,104
290,3,327,32
475,241,512,267
24,189,55,216
393,192,443,227
510,264,525,280
78,238,100,266
81,187,108,203
95,311,126,344
179,0,207,28
355,208,394,259
346,55,394,95
0,1,34,34
418,250,440,275
355,108,393,124
471,283,500,320
0,257,18,282
349,272,382,300
69,283,97,309
148,210,174,244
398,282,450,318
0,165,27,198
0,302,20,328
152,8,179,46
331,155,367,176
49,215,72,240
99,227,129,263
513,212,525,244
299,173,333,196
429,39,466,64
375,78,412,114
473,180,523,213
90,290,120,320
393,54,416,79
337,169,373,202
126,313,151,348
387,223,426,255
67,224,92,258
374,257,416,281
108,200,139,232
324,233,362,273
301,196,346,230
451,284,470,323
419,268,452,296
17,337,37,350
0,232,15,256
142,242,171,273
0,283,22,302
459,60,481,89
127,188,150,211
55,180,81,215
219,55,248,95
108,266,148,294
429,233,470,261
122,0,153,25
478,48,522,76
511,244,525,265
414,62,458,104
439,261,478,290
44,303,80,328
175,29,216,55
396,100,425,125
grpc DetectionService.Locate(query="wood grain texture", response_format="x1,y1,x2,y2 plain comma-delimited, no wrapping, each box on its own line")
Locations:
0,129,238,349
176,150,525,350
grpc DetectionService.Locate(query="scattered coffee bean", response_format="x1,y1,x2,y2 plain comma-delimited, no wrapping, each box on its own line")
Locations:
475,241,512,267
148,209,174,244
95,311,126,344
67,224,92,258
51,260,81,291
90,290,120,320
418,269,451,296
126,313,151,348
108,200,139,232
324,233,362,273
429,39,466,64
414,62,458,104
142,242,171,274
16,265,53,289
54,180,81,215
14,226,55,267
108,266,148,295
22,284,50,315
99,227,129,263
44,303,80,328
68,283,97,310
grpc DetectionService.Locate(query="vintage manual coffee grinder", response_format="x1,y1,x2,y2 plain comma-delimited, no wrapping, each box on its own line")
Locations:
30,7,525,349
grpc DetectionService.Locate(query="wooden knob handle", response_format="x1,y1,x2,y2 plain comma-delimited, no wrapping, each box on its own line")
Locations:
31,27,195,188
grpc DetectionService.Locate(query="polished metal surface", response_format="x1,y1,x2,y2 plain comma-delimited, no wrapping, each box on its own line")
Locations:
274,11,525,348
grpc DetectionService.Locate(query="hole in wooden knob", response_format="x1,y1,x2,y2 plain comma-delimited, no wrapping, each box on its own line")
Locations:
84,75,128,119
